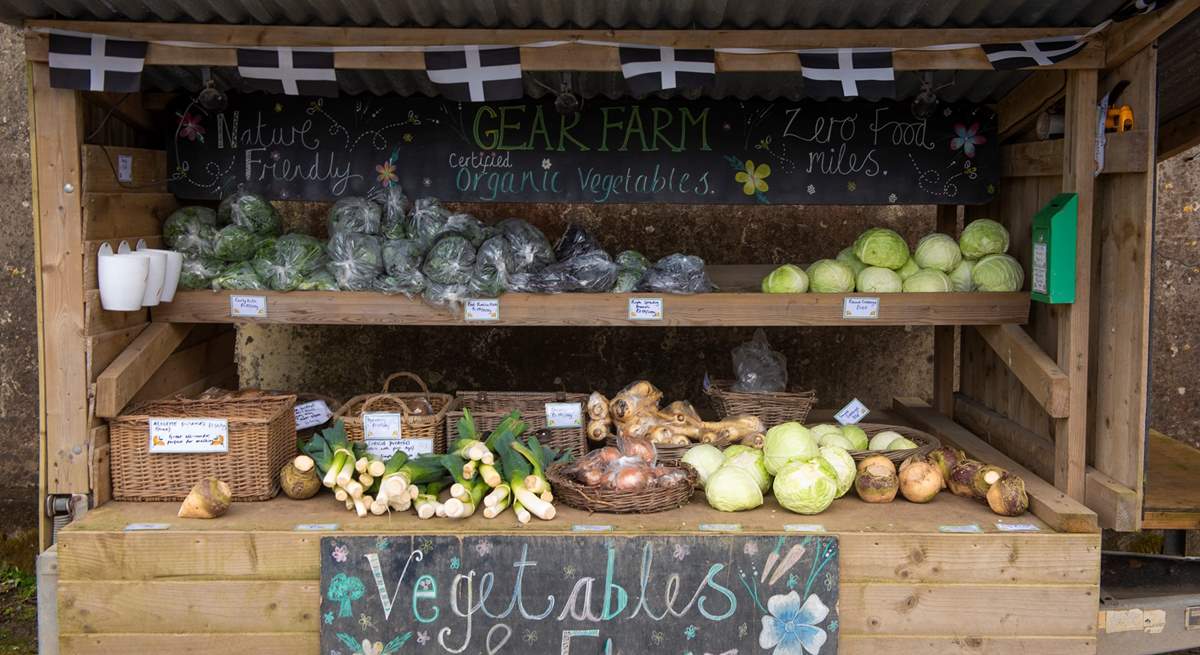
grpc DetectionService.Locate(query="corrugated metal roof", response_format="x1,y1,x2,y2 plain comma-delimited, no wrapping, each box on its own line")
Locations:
2,0,1128,28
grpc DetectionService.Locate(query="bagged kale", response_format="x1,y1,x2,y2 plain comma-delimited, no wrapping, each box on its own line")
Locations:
251,234,326,291
498,218,555,274
613,250,650,292
554,223,604,261
468,235,513,297
422,233,476,286
297,270,339,291
326,232,383,290
637,253,713,294
374,274,426,296
164,206,218,256
510,250,617,294
378,186,411,240
443,213,493,247
328,196,382,235
408,197,450,250
212,261,267,291
254,236,278,260
377,239,426,296
213,224,263,262
179,253,224,290
422,281,469,307
218,189,281,235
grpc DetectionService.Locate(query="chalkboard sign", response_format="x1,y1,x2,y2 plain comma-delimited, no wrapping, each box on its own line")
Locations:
169,94,996,206
319,533,839,654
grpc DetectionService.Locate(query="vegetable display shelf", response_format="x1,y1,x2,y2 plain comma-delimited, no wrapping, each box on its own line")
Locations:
151,266,1030,327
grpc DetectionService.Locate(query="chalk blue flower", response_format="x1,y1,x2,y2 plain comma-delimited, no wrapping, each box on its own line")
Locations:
684,624,697,640
324,612,335,625
450,556,460,570
759,591,829,655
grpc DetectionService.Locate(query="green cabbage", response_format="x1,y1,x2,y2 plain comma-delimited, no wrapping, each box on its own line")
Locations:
681,444,726,488
773,460,838,515
218,190,280,235
972,253,1024,292
959,219,1009,259
722,445,772,493
856,266,903,293
704,466,764,512
913,233,963,272
763,422,819,475
806,259,856,293
948,259,977,292
887,436,919,450
213,224,262,262
897,257,921,280
819,433,855,450
164,206,218,256
819,446,856,497
809,424,842,444
853,227,910,270
762,264,809,293
902,269,953,292
836,247,868,276
840,425,869,450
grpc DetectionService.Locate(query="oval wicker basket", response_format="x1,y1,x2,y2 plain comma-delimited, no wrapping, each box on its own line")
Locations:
334,372,454,454
602,434,730,466
547,461,698,514
833,423,941,464
449,390,588,458
705,379,817,426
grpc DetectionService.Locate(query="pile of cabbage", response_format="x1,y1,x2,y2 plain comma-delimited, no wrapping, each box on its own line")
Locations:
760,219,1024,294
682,422,856,515
164,186,713,304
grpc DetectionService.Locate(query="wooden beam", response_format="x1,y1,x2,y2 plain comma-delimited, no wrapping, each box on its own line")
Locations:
933,206,958,417
24,22,1105,71
94,323,192,418
955,393,1056,482
1104,0,1200,70
974,324,1071,418
1054,69,1098,501
1159,108,1200,161
998,71,1066,141
1085,466,1141,532
1000,130,1151,177
893,398,1098,533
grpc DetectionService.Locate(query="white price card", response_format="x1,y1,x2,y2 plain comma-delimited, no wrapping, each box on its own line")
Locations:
784,524,827,533
834,398,870,425
365,437,433,459
464,298,500,321
545,402,583,429
938,524,984,533
363,412,402,439
996,522,1040,532
572,524,613,533
117,154,133,182
124,523,170,531
148,418,229,454
842,296,880,319
628,297,664,321
294,400,332,430
230,294,267,318
294,523,339,531
699,523,742,532
1032,242,1049,294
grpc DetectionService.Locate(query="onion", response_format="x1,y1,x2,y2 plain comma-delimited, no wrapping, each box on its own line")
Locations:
611,466,651,491
854,455,898,503
898,458,943,503
619,437,657,464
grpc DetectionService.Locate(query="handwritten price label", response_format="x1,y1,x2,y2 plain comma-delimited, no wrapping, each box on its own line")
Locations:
147,418,229,453
545,402,583,429
628,297,664,321
230,294,267,318
464,298,500,321
294,400,332,430
842,296,880,319
834,398,870,425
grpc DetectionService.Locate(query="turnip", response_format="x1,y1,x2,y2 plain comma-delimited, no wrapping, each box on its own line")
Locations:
178,478,231,519
854,456,898,503
987,473,1029,516
280,455,321,500
927,446,965,486
898,457,943,503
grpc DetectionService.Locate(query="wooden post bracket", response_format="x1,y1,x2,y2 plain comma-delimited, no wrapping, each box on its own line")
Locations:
973,324,1071,418
94,323,192,418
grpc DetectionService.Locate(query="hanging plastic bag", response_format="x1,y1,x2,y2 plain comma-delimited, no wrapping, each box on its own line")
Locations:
325,232,383,290
731,329,788,393
328,196,382,235
637,253,713,294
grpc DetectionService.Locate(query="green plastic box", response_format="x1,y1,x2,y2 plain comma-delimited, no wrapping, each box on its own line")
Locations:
1030,193,1077,304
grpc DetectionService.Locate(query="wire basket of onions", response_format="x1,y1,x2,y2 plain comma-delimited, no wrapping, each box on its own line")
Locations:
547,437,699,514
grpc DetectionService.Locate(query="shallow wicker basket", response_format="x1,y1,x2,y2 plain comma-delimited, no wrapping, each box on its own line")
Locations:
448,390,588,458
603,434,729,466
334,372,454,454
837,423,941,464
547,461,698,514
705,379,817,426
109,393,296,501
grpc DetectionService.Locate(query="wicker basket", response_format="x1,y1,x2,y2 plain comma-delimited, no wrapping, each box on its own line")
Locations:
705,379,817,426
448,390,588,458
547,461,698,514
836,423,941,464
196,387,340,446
603,434,729,465
334,372,454,454
109,394,297,501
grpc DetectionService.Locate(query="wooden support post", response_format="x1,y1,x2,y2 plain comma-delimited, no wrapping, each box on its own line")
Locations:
933,205,959,417
95,323,192,418
974,324,1071,418
1055,70,1098,501
29,62,89,547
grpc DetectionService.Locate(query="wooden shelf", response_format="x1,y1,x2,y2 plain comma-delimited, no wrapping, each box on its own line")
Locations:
151,265,1029,327
1142,430,1200,529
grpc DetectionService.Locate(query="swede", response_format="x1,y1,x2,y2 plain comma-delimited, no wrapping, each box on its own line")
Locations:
178,478,232,519
898,457,943,503
855,456,898,503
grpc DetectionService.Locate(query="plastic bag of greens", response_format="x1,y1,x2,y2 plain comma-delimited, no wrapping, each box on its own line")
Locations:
613,250,649,292
374,273,426,296
378,186,411,240
509,250,617,293
213,224,263,262
422,233,476,286
554,223,604,262
407,197,451,250
637,253,713,294
218,189,281,235
251,234,326,291
731,329,788,393
328,196,382,236
498,218,555,273
254,236,278,260
212,261,267,291
297,270,339,291
326,232,383,290
377,239,426,296
468,235,513,297
422,281,469,307
164,206,219,255
179,253,224,289
444,213,494,247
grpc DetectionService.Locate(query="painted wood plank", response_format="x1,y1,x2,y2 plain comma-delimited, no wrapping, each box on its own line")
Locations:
839,635,1096,655
94,323,192,418
84,290,148,335
933,206,958,417
954,393,1055,482
128,332,235,406
85,324,146,384
82,235,163,290
892,398,1098,534
1104,0,1200,69
974,324,1070,418
997,71,1066,140
81,192,174,240
1141,430,1200,529
1000,131,1150,177
80,145,168,194
1159,108,1200,161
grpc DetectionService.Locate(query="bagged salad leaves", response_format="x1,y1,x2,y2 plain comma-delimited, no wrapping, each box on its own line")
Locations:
468,235,513,297
212,261,268,290
422,233,476,286
297,270,339,291
328,196,382,235
422,281,470,307
498,218,555,273
613,250,649,292
326,231,383,290
251,233,326,291
637,253,713,294
218,189,281,235
377,185,411,240
408,197,450,250
510,250,617,293
179,253,224,290
376,239,426,296
213,224,263,262
164,206,219,255
554,223,604,262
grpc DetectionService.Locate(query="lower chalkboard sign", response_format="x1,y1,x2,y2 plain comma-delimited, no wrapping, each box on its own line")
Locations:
320,533,839,654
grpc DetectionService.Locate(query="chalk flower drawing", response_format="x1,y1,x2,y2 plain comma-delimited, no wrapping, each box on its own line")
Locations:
474,540,493,556
324,612,335,625
787,573,798,589
177,113,205,142
416,631,429,645
673,543,690,560
735,160,771,195
685,625,698,640
331,544,349,562
358,613,373,629
376,161,398,187
889,193,898,203
744,542,759,556
759,591,829,655
402,133,413,143
651,631,665,645
542,158,553,170
847,181,857,192
419,539,433,554
353,639,383,655
807,184,816,195
524,629,538,644
450,556,461,570
950,122,986,158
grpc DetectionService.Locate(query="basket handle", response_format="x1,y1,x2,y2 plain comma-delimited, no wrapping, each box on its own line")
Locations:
553,377,567,402
380,372,432,400
360,393,421,418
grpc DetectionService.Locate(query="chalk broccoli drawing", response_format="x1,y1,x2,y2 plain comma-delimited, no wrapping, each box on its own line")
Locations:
327,573,365,618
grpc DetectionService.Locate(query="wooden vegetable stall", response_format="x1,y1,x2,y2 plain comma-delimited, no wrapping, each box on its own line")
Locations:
16,3,1198,654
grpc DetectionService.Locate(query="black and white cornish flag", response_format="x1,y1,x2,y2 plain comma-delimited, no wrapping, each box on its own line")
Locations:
47,33,147,92
424,46,523,102
981,38,1087,70
237,48,339,97
1113,0,1174,21
797,49,895,98
618,47,715,94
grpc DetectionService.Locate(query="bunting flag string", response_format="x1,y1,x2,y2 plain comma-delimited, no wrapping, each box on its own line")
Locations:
797,48,896,98
981,38,1088,70
618,46,716,94
423,46,523,102
236,48,338,97
47,32,146,92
